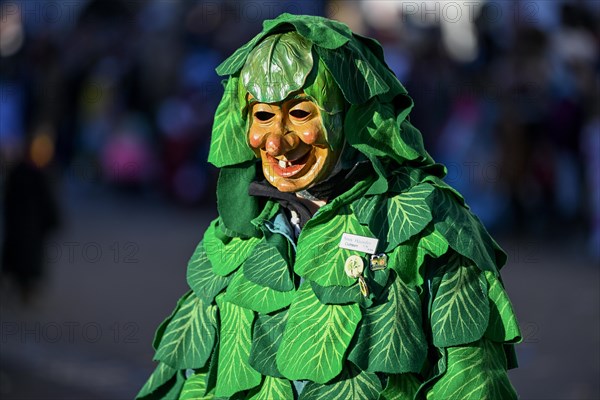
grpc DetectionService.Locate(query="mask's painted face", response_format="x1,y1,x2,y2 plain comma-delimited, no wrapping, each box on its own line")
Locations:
247,92,342,192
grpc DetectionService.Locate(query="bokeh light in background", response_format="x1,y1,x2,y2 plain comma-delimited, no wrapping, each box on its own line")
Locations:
0,1,598,399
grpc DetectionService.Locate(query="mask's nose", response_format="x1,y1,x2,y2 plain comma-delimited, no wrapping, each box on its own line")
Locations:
265,131,299,157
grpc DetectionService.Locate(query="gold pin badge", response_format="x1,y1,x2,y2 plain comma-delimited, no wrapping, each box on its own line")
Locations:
370,253,388,271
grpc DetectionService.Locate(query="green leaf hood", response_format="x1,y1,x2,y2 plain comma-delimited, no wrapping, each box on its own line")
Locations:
209,13,439,236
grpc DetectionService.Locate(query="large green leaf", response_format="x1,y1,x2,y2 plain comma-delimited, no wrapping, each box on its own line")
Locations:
180,372,211,400
249,309,288,378
388,236,420,287
152,292,191,351
187,242,231,303
241,32,313,103
387,167,431,194
207,76,255,167
276,283,361,383
316,44,388,104
430,257,489,347
427,339,517,399
216,36,263,77
417,227,449,267
353,183,434,252
262,14,353,50
299,364,382,400
379,373,421,400
215,295,261,397
216,14,353,77
387,225,449,289
310,281,366,306
136,362,177,399
154,294,217,370
204,220,260,277
226,271,295,314
216,161,262,238
344,99,421,165
295,206,375,287
429,187,503,273
243,234,293,292
348,276,427,373
246,376,294,400
484,271,521,343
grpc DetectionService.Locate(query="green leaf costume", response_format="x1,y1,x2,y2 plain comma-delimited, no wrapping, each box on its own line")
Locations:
138,14,520,399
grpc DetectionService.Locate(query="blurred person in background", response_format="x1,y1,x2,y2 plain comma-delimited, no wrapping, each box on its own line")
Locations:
2,128,60,304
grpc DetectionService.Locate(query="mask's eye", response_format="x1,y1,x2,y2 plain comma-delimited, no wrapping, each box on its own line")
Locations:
290,109,310,119
254,111,275,121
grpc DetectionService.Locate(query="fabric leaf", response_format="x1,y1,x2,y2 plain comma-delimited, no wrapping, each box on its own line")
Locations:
136,362,177,399
310,281,366,306
348,276,427,373
387,167,431,193
295,206,375,287
276,283,361,383
353,183,434,252
226,271,294,314
246,376,294,400
243,234,294,292
427,339,517,399
215,295,261,397
430,257,490,347
207,76,255,167
262,14,353,50
316,45,388,104
344,99,421,164
484,271,521,343
204,220,260,277
152,292,191,351
154,294,216,370
249,309,288,378
241,32,313,103
187,242,231,303
299,364,382,400
216,161,262,238
388,237,420,287
216,14,353,77
417,228,449,266
180,372,210,400
430,187,504,273
379,373,422,400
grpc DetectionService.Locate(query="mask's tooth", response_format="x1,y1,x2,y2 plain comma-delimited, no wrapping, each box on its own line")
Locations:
279,160,286,168
287,161,292,167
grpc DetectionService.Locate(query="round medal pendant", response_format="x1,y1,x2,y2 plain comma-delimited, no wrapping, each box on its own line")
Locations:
344,255,364,279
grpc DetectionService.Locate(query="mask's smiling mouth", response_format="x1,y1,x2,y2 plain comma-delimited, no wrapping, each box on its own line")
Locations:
266,149,313,178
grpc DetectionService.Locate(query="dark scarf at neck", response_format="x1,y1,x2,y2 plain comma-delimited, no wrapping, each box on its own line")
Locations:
248,161,373,229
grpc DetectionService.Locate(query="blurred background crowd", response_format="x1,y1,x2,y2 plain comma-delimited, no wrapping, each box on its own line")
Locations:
1,0,598,238
0,0,598,399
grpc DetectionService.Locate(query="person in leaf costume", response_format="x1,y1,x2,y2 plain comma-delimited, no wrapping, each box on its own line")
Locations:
138,14,521,400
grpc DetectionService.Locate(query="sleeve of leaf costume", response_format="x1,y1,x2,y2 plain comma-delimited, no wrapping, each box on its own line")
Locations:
137,216,262,400
416,183,521,398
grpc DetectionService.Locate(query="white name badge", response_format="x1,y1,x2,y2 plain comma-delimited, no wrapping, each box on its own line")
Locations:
339,233,379,254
